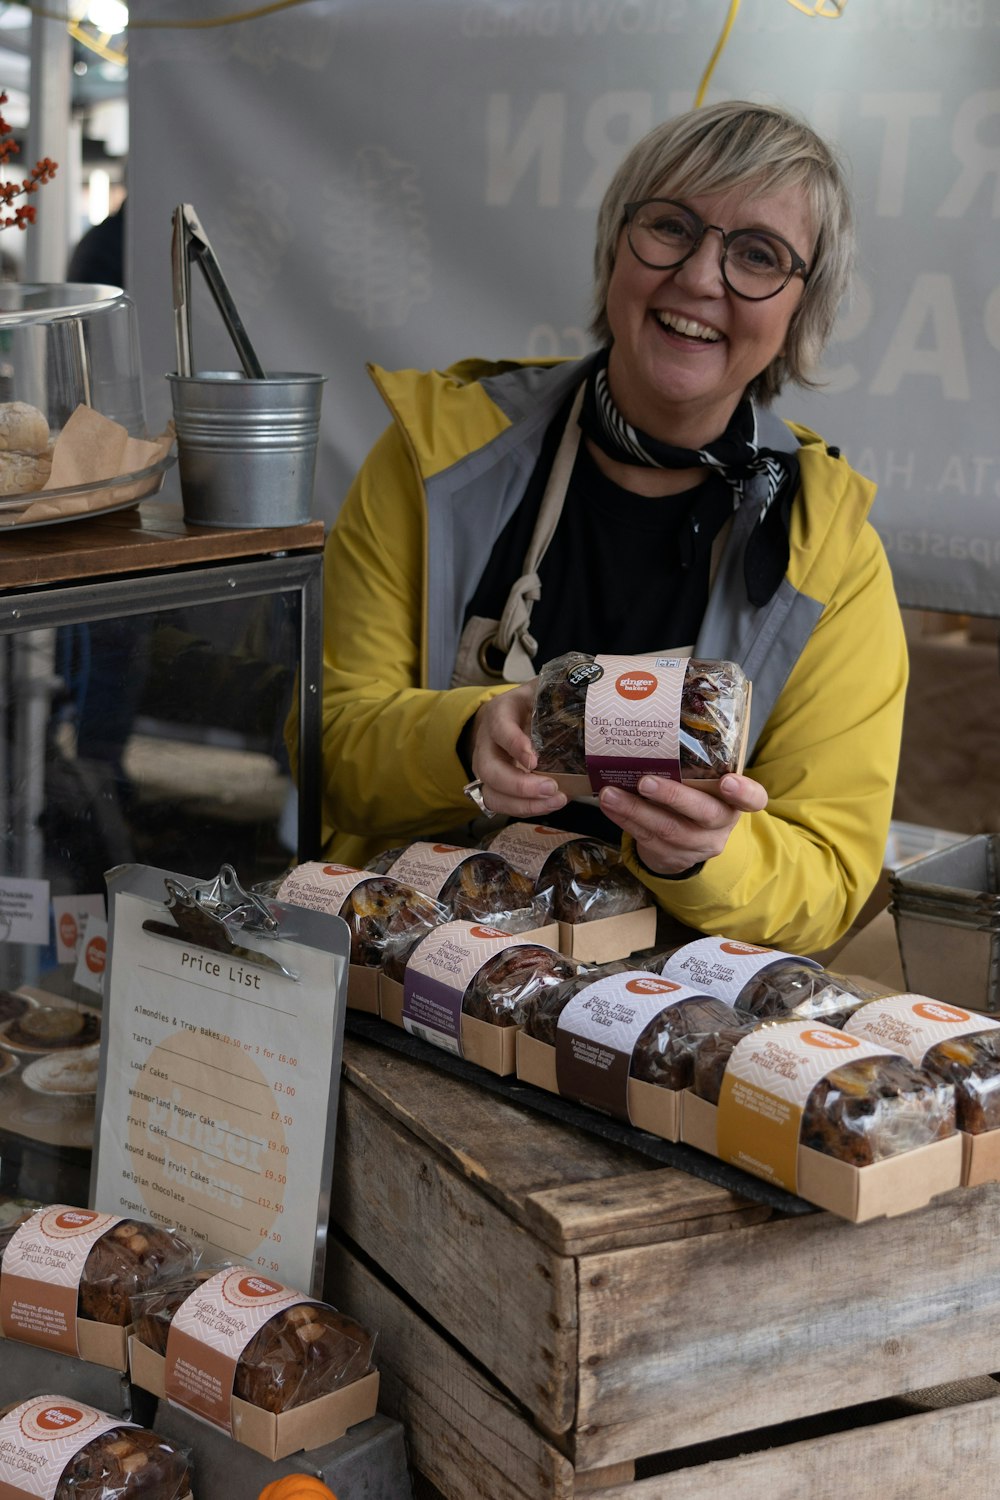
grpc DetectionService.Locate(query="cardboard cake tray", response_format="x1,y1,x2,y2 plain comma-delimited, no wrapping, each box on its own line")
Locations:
128,1337,380,1461
346,962,380,1014
0,1316,128,1371
380,976,519,1076
378,919,560,1078
515,1030,682,1142
681,1090,963,1223
556,903,657,963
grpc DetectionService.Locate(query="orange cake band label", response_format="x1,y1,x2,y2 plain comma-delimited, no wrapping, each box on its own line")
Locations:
0,1206,123,1356
164,1267,311,1432
716,1022,895,1192
386,842,502,900
0,1396,131,1499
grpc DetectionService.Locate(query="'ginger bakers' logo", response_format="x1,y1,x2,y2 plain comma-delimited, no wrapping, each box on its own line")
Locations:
323,864,355,876
720,941,770,957
85,936,106,975
59,912,78,949
53,1209,100,1232
801,1029,860,1050
532,826,562,837
432,844,462,854
615,670,657,701
36,1405,83,1431
625,976,680,996
470,924,506,941
912,1000,971,1025
237,1274,283,1299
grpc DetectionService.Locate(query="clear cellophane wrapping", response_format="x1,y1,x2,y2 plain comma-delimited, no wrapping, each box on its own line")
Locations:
692,1022,956,1166
525,968,739,1090
130,1268,376,1414
0,1212,199,1327
529,652,750,779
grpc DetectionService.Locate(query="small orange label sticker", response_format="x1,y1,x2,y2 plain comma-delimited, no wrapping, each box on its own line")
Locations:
85,936,106,975
58,913,78,948
625,976,679,995
800,1028,860,1050
237,1274,282,1298
53,1209,99,1232
35,1405,83,1432
615,670,657,701
913,1000,970,1024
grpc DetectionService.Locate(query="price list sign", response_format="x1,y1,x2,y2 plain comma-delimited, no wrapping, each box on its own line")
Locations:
91,867,350,1296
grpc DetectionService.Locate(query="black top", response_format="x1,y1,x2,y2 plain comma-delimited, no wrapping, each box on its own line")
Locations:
464,404,734,840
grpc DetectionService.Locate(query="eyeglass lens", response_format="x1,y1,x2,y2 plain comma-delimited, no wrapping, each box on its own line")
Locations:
628,201,799,299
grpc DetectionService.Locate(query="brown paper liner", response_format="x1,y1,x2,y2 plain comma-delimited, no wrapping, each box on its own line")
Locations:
2,406,175,526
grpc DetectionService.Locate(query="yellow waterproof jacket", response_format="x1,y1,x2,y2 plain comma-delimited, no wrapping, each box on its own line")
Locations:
300,356,907,954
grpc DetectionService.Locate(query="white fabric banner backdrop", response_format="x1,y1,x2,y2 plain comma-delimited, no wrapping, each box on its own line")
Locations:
128,0,1000,614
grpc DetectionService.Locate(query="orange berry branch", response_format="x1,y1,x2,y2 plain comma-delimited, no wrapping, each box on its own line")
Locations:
0,91,57,231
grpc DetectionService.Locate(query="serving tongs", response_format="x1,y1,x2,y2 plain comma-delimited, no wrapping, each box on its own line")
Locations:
171,202,266,379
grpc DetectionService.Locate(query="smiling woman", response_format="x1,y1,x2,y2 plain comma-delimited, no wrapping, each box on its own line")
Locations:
301,99,909,956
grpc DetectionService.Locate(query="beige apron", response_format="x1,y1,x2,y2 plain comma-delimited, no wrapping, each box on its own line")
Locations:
451,386,585,689
450,382,732,693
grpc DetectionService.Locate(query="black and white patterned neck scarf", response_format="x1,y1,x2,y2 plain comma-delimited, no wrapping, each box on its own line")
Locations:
579,349,798,606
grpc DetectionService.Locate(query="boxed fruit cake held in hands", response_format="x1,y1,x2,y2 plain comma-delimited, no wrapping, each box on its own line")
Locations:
529,652,751,798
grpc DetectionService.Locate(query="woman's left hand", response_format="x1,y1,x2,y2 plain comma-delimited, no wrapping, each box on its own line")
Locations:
598,773,768,877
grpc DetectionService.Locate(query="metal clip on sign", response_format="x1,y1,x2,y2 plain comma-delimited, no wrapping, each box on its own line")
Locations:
170,202,267,380
142,863,299,980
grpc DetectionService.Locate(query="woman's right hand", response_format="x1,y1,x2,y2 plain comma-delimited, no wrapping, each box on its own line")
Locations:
467,683,567,820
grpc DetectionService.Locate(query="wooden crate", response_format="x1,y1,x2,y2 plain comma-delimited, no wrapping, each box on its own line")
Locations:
328,1037,1000,1495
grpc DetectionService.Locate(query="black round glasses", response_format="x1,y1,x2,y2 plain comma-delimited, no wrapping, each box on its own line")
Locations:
623,198,810,301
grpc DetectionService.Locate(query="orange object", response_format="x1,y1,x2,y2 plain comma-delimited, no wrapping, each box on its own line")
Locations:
257,1478,337,1500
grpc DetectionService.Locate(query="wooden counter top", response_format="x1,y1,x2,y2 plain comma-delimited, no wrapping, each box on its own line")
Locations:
0,499,325,592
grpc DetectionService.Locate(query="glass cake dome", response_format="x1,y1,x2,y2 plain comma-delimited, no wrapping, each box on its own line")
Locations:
0,282,148,437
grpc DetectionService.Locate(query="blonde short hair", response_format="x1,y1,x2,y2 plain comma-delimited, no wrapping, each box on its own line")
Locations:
591,99,855,405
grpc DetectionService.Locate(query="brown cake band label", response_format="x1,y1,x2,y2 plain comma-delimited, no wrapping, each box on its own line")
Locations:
164,1268,310,1432
581,654,686,792
486,824,583,881
402,920,549,1057
845,994,1000,1064
0,1207,123,1355
716,1022,894,1192
385,842,488,900
554,973,693,1123
276,862,369,913
660,937,819,1001
0,1395,130,1499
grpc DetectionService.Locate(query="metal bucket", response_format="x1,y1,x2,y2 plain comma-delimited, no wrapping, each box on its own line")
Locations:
167,370,326,528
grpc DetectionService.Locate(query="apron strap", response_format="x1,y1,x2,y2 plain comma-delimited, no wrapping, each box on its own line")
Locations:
494,383,584,681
